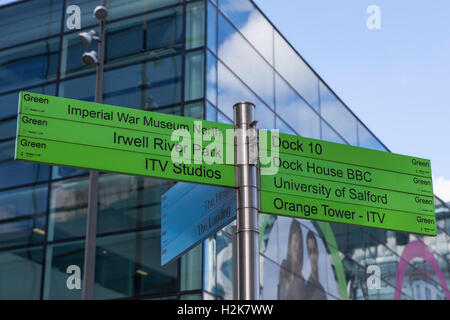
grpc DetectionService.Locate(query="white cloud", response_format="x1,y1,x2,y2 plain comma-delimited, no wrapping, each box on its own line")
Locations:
218,11,274,106
433,176,450,202
220,0,253,14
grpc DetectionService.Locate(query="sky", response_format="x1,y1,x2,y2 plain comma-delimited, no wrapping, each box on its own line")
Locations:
254,0,450,202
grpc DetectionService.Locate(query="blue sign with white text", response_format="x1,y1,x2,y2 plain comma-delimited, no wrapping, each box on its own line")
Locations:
161,182,236,266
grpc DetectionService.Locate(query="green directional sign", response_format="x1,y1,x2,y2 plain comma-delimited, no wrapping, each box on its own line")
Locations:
15,92,235,187
260,191,436,236
16,136,235,187
19,92,233,139
259,131,436,236
17,114,234,162
267,152,433,197
260,131,432,177
260,174,434,216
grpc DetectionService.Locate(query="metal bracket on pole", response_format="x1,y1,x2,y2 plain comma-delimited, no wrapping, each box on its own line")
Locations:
233,102,259,300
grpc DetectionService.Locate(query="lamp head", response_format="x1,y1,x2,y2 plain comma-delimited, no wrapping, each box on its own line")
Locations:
82,50,98,66
78,30,97,46
93,5,108,20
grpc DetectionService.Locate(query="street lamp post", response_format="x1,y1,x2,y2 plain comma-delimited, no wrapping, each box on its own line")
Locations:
79,1,108,300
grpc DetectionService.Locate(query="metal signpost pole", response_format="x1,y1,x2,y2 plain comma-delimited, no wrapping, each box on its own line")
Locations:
233,102,259,300
82,0,106,300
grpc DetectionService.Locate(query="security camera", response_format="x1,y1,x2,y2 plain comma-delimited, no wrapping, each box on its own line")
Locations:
82,51,98,66
78,30,99,46
93,5,108,20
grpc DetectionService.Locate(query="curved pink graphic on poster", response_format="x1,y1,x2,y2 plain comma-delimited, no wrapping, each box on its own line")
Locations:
394,240,450,300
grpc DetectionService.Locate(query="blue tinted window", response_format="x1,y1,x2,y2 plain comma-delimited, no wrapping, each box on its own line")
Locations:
321,120,345,144
144,55,182,108
61,7,183,79
103,55,182,109
48,176,88,241
146,7,183,53
206,51,217,105
275,117,296,135
218,13,274,108
357,122,387,151
97,174,174,234
185,101,204,119
219,0,273,64
216,230,233,299
58,74,96,103
48,175,175,241
50,91,90,181
275,75,320,139
59,29,97,79
0,246,43,299
186,1,206,49
274,32,319,111
104,64,144,108
43,240,85,300
257,105,275,130
185,50,205,101
52,166,88,180
180,244,202,291
206,101,217,122
0,38,59,94
320,82,357,145
218,61,262,119
217,60,274,129
106,20,143,62
94,230,178,299
0,140,50,190
217,110,232,124
65,0,182,33
0,84,56,120
0,118,17,141
0,0,62,50
109,0,182,23
0,184,47,249
157,106,182,116
207,1,218,53
203,237,217,295
0,92,20,121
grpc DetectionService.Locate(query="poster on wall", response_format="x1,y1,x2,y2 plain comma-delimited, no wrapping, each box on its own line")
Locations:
394,240,450,300
262,216,340,300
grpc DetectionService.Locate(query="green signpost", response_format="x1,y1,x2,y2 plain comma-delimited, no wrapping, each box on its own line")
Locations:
259,131,436,236
15,92,437,236
15,92,235,188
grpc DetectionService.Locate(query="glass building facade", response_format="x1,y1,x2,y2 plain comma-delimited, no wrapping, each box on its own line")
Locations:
0,0,448,300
